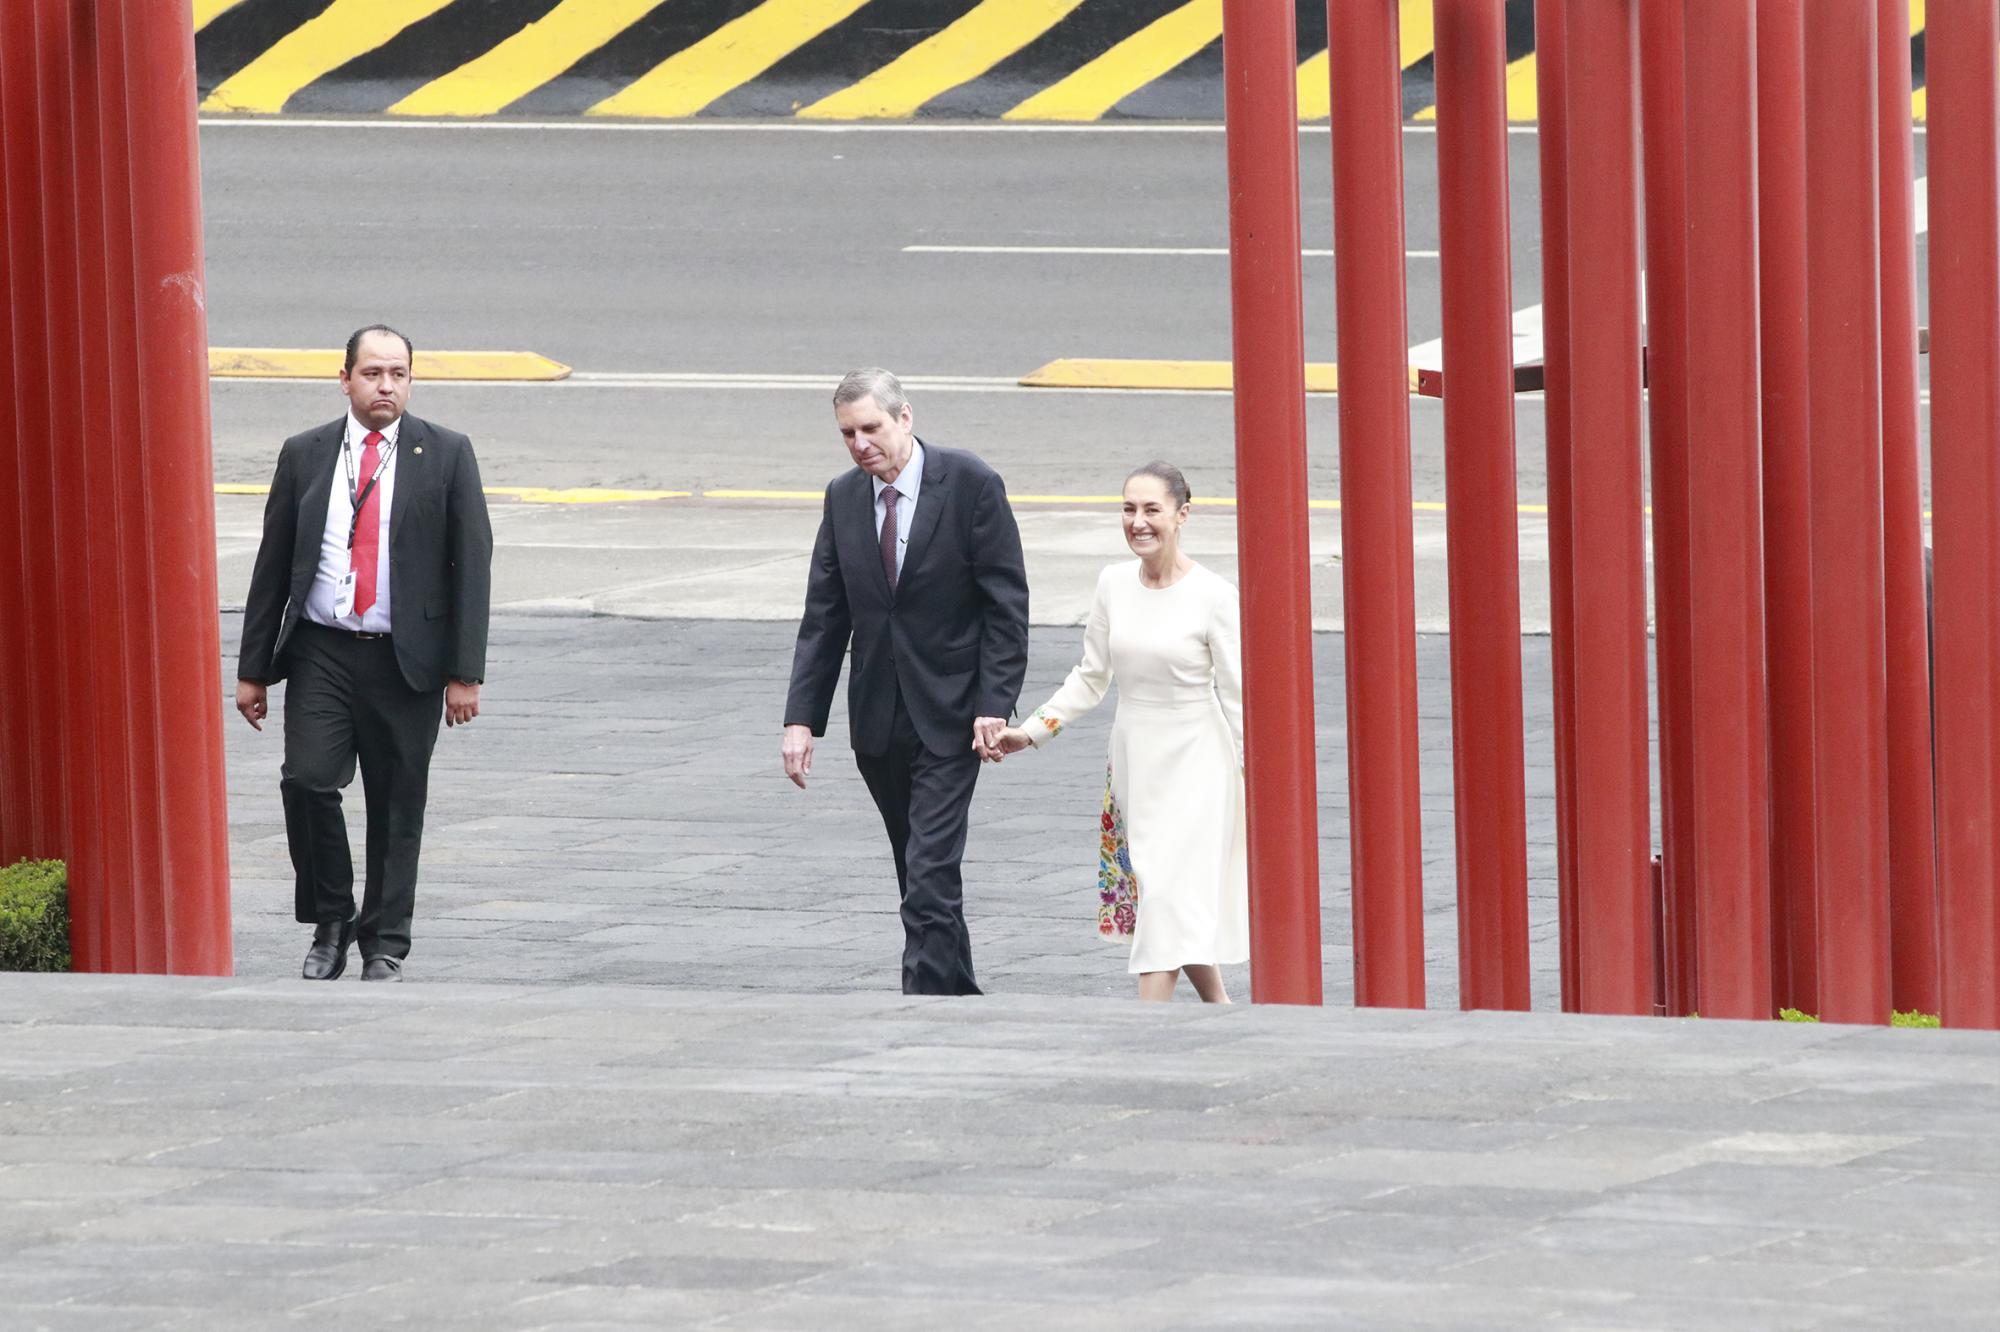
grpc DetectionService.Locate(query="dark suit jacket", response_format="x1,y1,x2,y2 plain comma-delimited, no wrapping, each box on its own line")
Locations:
785,441,1030,757
238,414,494,694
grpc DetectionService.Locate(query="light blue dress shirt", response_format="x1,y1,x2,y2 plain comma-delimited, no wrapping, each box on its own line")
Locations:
871,440,925,580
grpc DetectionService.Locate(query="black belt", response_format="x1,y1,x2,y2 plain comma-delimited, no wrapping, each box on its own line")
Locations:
307,620,390,642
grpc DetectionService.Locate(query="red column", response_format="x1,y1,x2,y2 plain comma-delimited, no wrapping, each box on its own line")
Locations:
1328,0,1425,1009
1221,0,1322,1005
117,0,234,974
38,0,113,970
1681,0,1774,1019
1564,0,1654,1014
1755,0,1818,1014
0,3,29,863
1638,0,1698,1016
1432,0,1528,1011
1877,0,1941,1016
1,0,69,863
1534,0,1582,1014
1804,0,1891,1025
0,0,231,970
67,0,141,972
1927,0,2000,1031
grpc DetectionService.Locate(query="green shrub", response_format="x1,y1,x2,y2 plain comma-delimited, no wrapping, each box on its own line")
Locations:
0,859,70,972
1778,1007,1818,1023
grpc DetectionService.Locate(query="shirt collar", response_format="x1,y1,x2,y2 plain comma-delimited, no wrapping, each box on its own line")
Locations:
872,439,924,504
346,411,402,447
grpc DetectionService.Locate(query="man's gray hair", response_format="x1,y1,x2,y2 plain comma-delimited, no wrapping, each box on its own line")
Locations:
833,367,909,417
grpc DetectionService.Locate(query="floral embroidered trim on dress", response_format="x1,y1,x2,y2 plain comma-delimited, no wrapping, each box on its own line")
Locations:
1030,705,1063,739
1097,764,1139,939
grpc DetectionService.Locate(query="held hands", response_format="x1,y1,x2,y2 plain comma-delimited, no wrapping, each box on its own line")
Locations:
446,680,481,728
971,716,1009,762
235,680,268,731
782,724,816,789
973,719,1034,763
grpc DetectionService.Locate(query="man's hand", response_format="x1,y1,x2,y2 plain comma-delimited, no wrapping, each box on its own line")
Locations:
235,679,268,731
971,715,1008,762
445,680,481,728
783,724,816,789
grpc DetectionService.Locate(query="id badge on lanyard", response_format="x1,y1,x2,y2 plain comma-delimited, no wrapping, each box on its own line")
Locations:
335,428,393,618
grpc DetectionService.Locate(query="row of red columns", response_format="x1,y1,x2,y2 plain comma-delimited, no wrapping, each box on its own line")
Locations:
0,0,232,973
1224,0,1998,1028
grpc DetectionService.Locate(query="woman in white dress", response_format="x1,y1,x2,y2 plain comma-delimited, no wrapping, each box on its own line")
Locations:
994,462,1249,1002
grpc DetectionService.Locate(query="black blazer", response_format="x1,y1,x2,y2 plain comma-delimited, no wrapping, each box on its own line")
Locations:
238,414,494,694
785,442,1030,757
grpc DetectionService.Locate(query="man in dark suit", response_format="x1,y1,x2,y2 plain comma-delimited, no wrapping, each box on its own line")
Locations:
783,368,1030,995
235,325,493,983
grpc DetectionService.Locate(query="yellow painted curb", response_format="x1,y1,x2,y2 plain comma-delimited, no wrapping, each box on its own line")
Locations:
484,486,691,504
1019,358,1424,393
209,349,573,381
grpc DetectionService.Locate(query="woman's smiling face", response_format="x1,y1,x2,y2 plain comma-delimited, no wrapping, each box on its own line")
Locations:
1123,473,1188,556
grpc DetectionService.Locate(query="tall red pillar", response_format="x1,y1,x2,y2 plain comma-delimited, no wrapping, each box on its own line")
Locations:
1221,0,1322,1006
1803,0,1891,1025
1927,0,2000,1031
38,0,111,969
120,0,234,973
0,0,232,973
1,0,70,866
1564,0,1654,1015
1877,0,1941,1016
1755,0,1818,1015
1534,0,1583,1014
1432,0,1528,1011
1682,0,1774,1020
0,5,30,862
1638,0,1698,1016
1328,0,1425,1009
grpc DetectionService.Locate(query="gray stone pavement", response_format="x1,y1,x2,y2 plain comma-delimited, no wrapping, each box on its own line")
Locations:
4,612,1994,1327
218,612,1559,1009
2,975,1993,1329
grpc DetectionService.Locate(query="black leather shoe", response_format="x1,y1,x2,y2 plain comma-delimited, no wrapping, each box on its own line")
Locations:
302,916,356,981
361,955,403,983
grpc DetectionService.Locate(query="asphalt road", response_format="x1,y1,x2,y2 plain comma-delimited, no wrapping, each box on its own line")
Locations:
199,121,1540,496
197,118,1931,625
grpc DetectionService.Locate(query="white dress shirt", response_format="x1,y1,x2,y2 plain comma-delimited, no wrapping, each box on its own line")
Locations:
871,440,924,581
305,412,399,633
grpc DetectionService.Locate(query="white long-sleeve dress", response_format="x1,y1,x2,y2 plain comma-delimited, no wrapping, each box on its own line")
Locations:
1026,560,1249,974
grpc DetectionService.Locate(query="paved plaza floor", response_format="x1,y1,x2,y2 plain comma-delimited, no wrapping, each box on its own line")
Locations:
3,614,1994,1328
2,978,1993,1329
216,613,1562,1009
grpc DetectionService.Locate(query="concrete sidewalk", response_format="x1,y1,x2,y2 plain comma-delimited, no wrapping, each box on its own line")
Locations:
3,976,1995,1330
2,613,1992,1328
219,613,1560,1008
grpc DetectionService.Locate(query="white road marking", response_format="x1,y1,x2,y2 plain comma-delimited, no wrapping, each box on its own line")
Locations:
902,243,1437,258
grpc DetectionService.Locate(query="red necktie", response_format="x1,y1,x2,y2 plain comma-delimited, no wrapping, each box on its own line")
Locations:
353,431,384,616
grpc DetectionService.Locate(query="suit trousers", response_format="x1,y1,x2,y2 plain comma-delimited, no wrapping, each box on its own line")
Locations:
853,690,984,996
281,621,443,961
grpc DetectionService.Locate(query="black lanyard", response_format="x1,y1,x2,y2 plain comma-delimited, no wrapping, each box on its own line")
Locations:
342,426,396,552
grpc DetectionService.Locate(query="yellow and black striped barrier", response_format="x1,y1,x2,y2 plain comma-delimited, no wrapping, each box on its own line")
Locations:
194,0,1931,122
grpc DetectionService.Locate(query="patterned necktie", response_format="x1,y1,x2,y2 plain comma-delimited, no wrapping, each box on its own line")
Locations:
353,431,384,616
879,484,900,593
